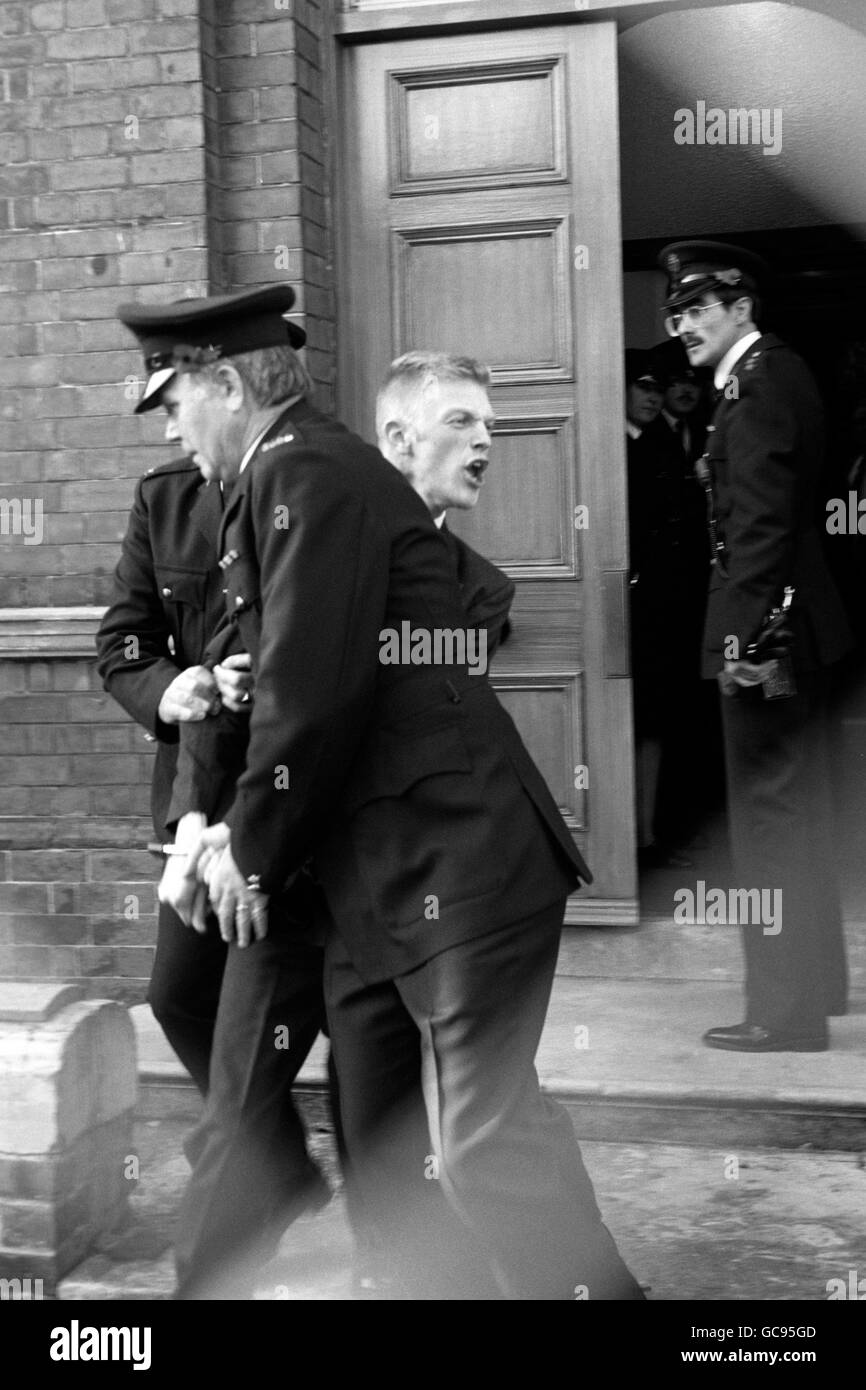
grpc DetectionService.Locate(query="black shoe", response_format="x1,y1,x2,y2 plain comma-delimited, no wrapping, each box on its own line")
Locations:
702,1022,828,1052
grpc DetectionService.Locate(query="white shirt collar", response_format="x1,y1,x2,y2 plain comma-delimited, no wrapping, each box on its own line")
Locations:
626,420,642,441
714,330,762,391
433,512,446,529
238,422,274,476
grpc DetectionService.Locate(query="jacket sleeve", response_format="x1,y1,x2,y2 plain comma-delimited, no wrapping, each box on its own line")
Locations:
718,362,806,656
164,619,250,828
226,454,388,893
95,475,181,742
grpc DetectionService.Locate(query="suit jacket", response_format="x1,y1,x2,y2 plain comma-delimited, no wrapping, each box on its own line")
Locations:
167,522,517,832
186,399,588,983
95,459,225,839
702,334,852,678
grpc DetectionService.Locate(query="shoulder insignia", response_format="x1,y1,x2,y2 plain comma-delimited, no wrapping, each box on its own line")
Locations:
218,548,240,571
743,350,762,371
261,433,295,453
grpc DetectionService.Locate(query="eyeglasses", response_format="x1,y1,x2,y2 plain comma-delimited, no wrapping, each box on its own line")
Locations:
664,302,725,337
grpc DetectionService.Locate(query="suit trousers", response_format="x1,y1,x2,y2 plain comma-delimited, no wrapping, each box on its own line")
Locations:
173,895,330,1300
325,901,644,1301
719,669,848,1032
148,901,227,1095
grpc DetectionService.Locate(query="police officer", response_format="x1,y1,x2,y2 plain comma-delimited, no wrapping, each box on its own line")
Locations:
659,241,852,1051
105,291,331,1299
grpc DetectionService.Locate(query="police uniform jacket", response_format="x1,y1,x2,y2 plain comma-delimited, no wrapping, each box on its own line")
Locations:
95,460,225,839
198,399,588,983
702,334,852,678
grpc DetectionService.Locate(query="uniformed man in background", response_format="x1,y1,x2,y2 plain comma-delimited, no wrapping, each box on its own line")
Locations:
660,241,852,1051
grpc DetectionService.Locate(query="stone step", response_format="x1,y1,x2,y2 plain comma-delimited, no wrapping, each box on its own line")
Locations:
132,964,866,1153
557,916,866,986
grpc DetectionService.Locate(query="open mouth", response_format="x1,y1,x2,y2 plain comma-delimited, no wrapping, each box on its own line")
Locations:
466,459,488,483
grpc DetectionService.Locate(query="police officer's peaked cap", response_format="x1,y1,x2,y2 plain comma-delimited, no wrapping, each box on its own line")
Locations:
624,347,662,389
658,241,770,312
117,284,306,414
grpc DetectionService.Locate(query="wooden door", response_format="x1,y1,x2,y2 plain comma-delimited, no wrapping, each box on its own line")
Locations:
335,22,636,923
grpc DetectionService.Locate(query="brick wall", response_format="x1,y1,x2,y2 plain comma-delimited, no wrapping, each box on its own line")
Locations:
0,0,335,999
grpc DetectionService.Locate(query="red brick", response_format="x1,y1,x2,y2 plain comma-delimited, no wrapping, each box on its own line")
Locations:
3,166,50,196
0,231,42,261
7,845,86,878
225,0,292,20
256,23,304,56
68,125,112,159
29,193,79,226
0,35,46,64
163,182,207,216
66,0,108,24
111,946,156,977
159,0,196,16
158,50,200,83
259,149,300,185
129,18,199,51
56,416,141,448
11,915,90,946
50,156,126,192
0,355,59,387
107,0,154,18
223,118,298,155
89,850,156,880
30,65,69,95
4,944,77,977
44,29,127,60
49,93,127,125
0,884,50,912
130,149,201,184
41,256,119,290
129,83,202,118
130,219,205,252
118,247,204,287
2,419,58,450
0,131,27,162
90,916,157,946
30,1,64,28
219,54,296,90
215,24,252,58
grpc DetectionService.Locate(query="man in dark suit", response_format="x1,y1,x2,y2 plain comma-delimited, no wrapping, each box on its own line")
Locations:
659,241,852,1051
129,287,641,1300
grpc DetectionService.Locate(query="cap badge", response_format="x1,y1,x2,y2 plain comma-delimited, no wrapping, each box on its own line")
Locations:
714,269,743,287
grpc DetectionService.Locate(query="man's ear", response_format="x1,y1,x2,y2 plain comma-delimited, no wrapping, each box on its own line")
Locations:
382,418,413,458
214,362,246,412
733,296,755,326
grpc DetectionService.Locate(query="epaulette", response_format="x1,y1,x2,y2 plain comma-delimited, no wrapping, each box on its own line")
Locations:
260,433,295,453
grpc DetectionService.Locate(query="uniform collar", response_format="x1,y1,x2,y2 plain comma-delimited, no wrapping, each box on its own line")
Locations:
714,330,762,390
626,420,642,441
238,395,305,474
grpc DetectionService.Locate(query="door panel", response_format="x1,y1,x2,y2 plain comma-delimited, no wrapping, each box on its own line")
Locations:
336,22,636,922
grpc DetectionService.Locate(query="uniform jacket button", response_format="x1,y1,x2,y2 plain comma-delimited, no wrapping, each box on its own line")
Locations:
161,586,172,597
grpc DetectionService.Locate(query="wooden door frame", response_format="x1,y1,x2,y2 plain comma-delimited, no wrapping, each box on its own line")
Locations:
327,14,638,924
